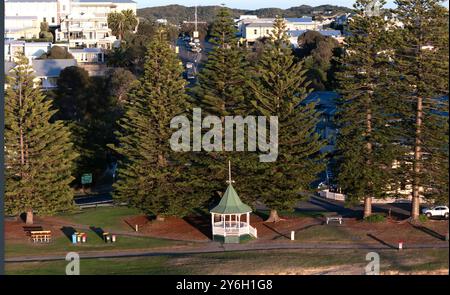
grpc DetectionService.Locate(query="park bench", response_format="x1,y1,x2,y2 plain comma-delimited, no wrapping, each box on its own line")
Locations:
326,216,343,225
30,230,52,243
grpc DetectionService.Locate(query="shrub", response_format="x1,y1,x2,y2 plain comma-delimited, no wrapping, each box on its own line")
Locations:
364,213,386,223
419,215,428,223
39,31,54,42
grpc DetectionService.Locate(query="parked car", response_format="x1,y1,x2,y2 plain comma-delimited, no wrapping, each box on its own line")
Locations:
186,68,195,80
422,206,449,218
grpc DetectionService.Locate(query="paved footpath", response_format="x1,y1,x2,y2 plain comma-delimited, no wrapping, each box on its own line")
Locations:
6,240,448,263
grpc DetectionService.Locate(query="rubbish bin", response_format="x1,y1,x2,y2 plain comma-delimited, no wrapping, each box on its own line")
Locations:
77,234,81,243
81,234,87,243
103,232,110,243
72,233,77,244
111,234,116,243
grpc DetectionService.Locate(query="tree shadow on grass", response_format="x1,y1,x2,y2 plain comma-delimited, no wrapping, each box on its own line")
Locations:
89,226,105,240
410,223,446,241
61,226,76,242
367,233,397,249
183,210,212,240
263,223,291,240
253,210,269,220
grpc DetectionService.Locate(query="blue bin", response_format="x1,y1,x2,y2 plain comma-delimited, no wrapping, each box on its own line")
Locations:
72,233,77,244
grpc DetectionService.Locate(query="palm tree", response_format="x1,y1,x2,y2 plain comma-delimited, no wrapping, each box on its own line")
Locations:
107,9,138,41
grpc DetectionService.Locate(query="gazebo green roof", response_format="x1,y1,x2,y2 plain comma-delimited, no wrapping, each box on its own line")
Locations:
210,184,252,214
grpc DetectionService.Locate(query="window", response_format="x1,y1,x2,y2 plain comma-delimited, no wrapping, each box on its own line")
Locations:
63,5,66,11
43,17,47,22
52,17,55,23
254,29,257,34
266,29,270,34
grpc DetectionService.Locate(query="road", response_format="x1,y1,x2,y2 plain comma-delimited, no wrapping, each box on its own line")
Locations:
176,37,214,85
73,193,112,206
74,190,417,220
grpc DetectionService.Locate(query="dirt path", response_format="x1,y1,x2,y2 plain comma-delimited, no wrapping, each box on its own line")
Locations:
6,240,448,263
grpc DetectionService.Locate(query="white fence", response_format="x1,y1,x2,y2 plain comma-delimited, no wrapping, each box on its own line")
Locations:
319,189,346,201
212,222,258,238
249,226,257,238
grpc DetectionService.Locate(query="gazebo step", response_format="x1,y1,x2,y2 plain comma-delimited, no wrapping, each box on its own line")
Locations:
223,236,240,243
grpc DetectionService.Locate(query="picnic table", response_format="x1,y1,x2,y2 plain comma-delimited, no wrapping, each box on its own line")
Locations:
23,225,43,236
30,230,52,243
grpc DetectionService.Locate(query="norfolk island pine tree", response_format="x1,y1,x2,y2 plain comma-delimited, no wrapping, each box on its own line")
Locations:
187,7,260,207
110,29,203,218
389,0,449,220
247,17,326,222
334,0,402,218
4,54,77,217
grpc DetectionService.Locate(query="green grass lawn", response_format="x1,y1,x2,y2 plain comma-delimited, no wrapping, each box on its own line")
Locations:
290,224,365,243
57,206,141,231
6,231,188,258
6,249,448,275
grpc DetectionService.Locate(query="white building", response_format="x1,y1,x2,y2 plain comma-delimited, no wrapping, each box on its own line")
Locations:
4,40,52,61
32,58,78,88
238,16,323,43
5,0,59,27
5,58,77,89
5,16,41,40
69,47,105,63
5,0,137,49
56,0,137,49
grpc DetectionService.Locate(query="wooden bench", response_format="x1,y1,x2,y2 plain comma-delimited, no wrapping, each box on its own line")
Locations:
30,230,52,243
326,216,343,225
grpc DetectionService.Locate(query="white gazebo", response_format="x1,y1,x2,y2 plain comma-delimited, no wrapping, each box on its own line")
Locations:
210,162,257,243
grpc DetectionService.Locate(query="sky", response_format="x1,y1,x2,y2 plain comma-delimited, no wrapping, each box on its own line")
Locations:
136,0,449,10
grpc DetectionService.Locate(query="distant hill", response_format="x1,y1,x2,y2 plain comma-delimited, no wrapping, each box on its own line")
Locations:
137,4,352,24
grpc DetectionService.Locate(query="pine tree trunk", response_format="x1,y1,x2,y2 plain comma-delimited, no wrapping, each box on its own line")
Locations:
364,99,373,218
363,197,372,218
411,96,423,221
26,209,33,225
265,209,281,223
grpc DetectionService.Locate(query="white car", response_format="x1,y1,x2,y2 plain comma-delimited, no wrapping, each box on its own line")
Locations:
422,206,449,219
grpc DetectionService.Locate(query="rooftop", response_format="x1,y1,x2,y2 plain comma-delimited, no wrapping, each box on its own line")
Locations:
69,47,103,53
5,40,52,46
5,16,38,20
246,22,274,28
32,59,77,77
285,17,314,23
5,59,77,79
210,184,252,214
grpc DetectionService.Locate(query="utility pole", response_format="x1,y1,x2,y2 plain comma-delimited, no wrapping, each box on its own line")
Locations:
194,5,198,33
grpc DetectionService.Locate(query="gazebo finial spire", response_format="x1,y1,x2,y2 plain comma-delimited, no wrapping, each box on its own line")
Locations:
227,160,235,184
